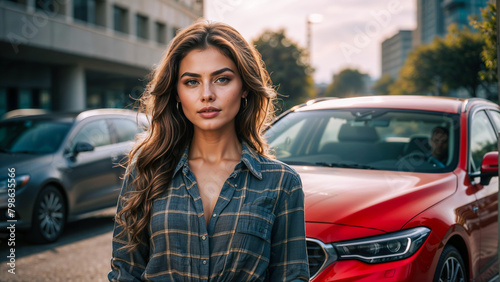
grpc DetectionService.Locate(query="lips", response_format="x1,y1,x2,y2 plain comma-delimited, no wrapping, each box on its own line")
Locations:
198,106,221,118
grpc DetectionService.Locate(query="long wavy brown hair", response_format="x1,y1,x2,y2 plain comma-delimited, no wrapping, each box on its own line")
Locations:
115,20,277,251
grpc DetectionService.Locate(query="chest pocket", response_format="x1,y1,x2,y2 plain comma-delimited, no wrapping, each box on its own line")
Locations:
236,198,276,243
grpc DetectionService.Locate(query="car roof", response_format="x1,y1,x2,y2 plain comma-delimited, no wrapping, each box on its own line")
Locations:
74,108,141,121
294,95,498,114
0,108,142,123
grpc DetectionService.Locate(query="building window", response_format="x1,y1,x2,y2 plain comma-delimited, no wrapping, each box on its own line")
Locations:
136,14,149,40
113,5,129,34
35,0,65,14
74,0,95,24
155,22,166,44
73,0,105,27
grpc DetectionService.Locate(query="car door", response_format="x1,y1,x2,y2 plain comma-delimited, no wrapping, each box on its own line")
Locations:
468,109,499,279
64,118,117,214
107,117,143,198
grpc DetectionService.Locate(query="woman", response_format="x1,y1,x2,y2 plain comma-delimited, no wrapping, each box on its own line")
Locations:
109,20,309,281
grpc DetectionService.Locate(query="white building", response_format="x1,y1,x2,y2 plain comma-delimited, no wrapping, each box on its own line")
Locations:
0,0,203,114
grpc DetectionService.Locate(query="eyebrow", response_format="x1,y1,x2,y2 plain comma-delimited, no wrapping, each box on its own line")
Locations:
180,67,235,79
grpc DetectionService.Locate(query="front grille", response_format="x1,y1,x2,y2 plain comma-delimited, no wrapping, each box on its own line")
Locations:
307,240,326,278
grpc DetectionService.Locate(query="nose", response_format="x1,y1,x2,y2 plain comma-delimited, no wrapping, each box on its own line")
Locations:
201,83,215,102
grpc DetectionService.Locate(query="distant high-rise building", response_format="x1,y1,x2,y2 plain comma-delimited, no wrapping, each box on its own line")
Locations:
413,0,445,47
381,0,490,82
442,0,490,29
381,30,414,80
413,0,491,47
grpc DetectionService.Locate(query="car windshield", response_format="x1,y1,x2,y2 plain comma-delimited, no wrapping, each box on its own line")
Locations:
265,109,460,173
0,119,72,154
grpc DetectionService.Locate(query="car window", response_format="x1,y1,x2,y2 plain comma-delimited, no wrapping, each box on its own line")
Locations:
111,118,141,143
71,120,111,149
265,109,459,172
0,120,71,154
318,117,346,148
487,110,500,133
470,111,498,173
268,116,307,158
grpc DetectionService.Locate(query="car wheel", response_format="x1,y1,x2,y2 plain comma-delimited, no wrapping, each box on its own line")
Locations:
434,245,467,282
28,186,67,243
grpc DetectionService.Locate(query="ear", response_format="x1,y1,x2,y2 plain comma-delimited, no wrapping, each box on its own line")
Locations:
241,90,248,99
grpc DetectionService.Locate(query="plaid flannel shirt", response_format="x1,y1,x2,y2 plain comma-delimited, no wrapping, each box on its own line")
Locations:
109,142,309,281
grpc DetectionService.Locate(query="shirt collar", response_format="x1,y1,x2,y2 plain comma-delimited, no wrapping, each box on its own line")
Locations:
173,141,263,180
240,141,263,180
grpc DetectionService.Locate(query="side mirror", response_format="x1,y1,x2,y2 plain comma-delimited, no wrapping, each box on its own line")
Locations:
72,141,94,158
479,151,499,185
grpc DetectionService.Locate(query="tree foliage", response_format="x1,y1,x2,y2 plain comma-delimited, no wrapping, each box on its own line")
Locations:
390,25,485,97
253,29,314,112
471,3,497,83
373,75,395,95
324,68,367,98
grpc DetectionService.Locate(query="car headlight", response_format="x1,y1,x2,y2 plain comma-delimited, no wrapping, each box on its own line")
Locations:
333,227,431,264
0,174,30,194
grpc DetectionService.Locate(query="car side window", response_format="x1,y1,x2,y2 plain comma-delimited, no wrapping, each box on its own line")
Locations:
487,110,500,133
470,111,497,173
71,120,111,149
111,118,141,143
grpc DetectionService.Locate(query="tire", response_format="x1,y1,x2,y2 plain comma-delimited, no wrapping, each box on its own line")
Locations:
433,245,467,282
28,186,67,243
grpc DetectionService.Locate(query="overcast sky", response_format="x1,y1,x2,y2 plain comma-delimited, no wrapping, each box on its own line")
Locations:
204,0,416,84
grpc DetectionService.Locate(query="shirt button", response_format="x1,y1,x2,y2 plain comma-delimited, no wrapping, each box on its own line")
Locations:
234,184,238,187
212,213,217,218
203,260,207,265
202,235,206,240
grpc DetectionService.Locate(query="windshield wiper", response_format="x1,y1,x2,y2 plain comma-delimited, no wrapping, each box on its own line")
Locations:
316,162,377,170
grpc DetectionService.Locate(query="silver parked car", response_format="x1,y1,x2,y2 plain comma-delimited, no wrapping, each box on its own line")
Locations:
0,109,147,243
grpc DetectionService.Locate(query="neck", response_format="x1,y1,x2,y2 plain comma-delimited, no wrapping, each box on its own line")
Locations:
189,130,242,163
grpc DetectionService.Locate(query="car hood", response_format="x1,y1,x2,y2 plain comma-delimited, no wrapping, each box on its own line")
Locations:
293,166,457,232
0,152,54,173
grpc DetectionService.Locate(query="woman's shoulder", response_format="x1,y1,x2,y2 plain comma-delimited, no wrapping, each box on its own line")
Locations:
257,155,301,182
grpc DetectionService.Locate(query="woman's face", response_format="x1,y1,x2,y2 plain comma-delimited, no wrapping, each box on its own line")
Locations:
177,46,247,134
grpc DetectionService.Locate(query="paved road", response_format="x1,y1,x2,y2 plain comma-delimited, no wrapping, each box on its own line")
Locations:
0,208,115,282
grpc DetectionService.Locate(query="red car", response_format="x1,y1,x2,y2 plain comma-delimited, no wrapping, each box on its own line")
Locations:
264,95,499,281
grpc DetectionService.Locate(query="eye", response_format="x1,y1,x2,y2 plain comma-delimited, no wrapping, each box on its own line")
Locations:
215,77,230,84
184,79,198,86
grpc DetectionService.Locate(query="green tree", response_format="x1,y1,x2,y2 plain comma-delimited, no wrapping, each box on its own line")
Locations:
253,29,314,112
471,3,497,83
373,75,394,95
390,25,485,97
324,68,367,98
389,43,438,95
